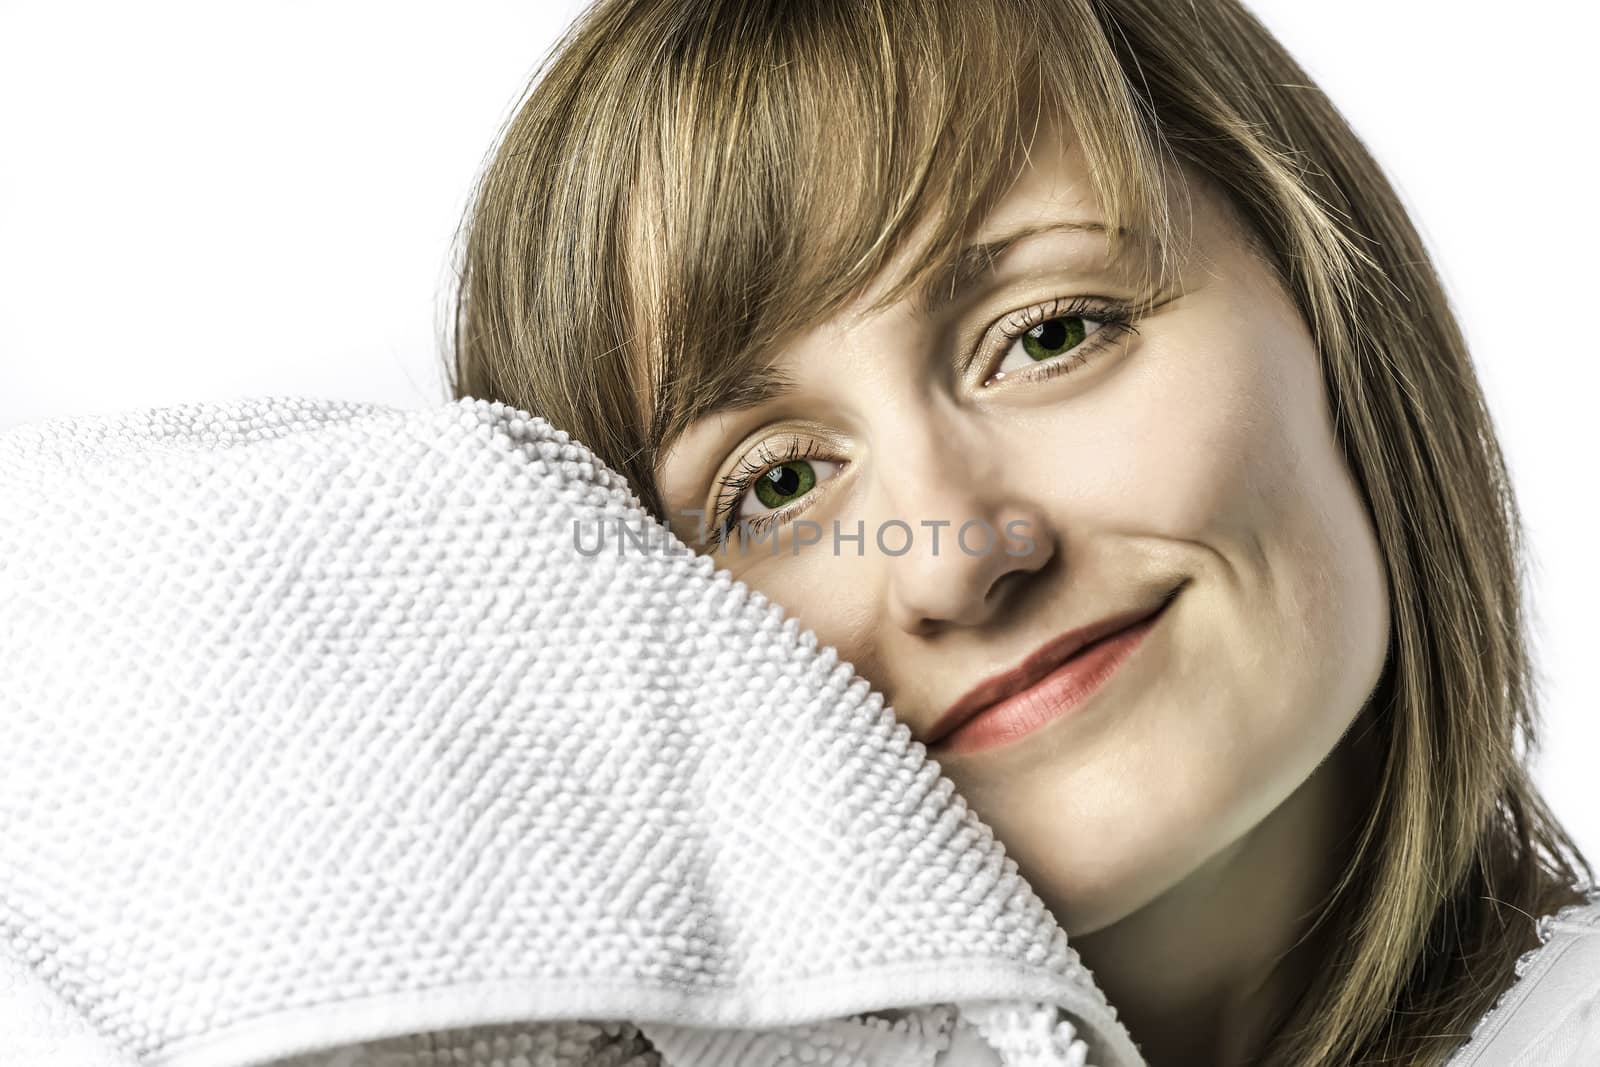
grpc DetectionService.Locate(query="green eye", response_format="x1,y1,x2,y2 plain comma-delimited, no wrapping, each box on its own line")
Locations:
1021,316,1088,361
753,460,817,509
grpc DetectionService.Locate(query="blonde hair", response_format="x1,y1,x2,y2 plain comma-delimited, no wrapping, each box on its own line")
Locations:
446,0,1595,1062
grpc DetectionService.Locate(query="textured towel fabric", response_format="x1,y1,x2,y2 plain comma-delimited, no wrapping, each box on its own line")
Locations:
0,397,1149,1067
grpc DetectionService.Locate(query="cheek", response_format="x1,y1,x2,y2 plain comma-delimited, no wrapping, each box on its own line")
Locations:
1088,316,1300,566
1077,298,1385,674
1131,302,1392,704
731,546,883,682
980,303,1391,933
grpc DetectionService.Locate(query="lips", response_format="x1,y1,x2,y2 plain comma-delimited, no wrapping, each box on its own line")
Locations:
924,586,1182,749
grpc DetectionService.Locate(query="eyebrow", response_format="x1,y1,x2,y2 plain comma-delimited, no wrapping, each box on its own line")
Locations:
920,218,1116,316
677,218,1123,432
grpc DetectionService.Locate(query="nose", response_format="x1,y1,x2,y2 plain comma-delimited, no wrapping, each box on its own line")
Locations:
873,410,1058,636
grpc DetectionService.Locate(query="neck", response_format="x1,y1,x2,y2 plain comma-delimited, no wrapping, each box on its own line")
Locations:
1068,724,1378,1067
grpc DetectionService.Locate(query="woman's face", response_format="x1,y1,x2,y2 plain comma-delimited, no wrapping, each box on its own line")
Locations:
657,123,1391,935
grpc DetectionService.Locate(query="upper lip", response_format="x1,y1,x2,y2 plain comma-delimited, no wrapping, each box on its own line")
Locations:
924,585,1182,749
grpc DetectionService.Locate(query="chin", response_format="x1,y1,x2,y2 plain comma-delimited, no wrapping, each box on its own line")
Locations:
1032,840,1211,937
985,785,1222,937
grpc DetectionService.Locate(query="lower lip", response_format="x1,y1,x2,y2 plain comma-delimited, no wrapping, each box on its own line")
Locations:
933,606,1169,756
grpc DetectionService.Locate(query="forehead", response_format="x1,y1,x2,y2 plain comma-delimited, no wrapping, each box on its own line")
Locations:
796,120,1076,323
835,120,1187,330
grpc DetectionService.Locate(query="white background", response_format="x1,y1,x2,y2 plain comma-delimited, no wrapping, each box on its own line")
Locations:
2,2,1594,867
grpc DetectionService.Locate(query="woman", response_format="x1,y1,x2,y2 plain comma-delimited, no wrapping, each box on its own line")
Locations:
446,0,1597,1063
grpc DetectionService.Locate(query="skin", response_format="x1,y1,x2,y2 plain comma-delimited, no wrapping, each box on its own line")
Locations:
657,120,1390,1066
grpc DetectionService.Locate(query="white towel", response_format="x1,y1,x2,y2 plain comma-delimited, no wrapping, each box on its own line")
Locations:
0,396,1147,1067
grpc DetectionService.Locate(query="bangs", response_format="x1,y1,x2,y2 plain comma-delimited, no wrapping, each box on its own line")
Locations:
618,0,1181,459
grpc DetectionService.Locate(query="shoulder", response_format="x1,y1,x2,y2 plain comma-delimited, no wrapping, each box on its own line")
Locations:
1446,887,1600,1067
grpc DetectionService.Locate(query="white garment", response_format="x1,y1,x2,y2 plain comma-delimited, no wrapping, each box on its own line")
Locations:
1442,889,1600,1067
0,397,1144,1067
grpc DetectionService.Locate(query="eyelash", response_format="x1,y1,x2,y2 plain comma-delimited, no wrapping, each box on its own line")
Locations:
987,295,1140,386
707,436,830,550
704,296,1142,550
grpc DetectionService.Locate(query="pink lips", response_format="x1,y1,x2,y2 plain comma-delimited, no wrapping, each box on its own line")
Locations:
926,595,1177,756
